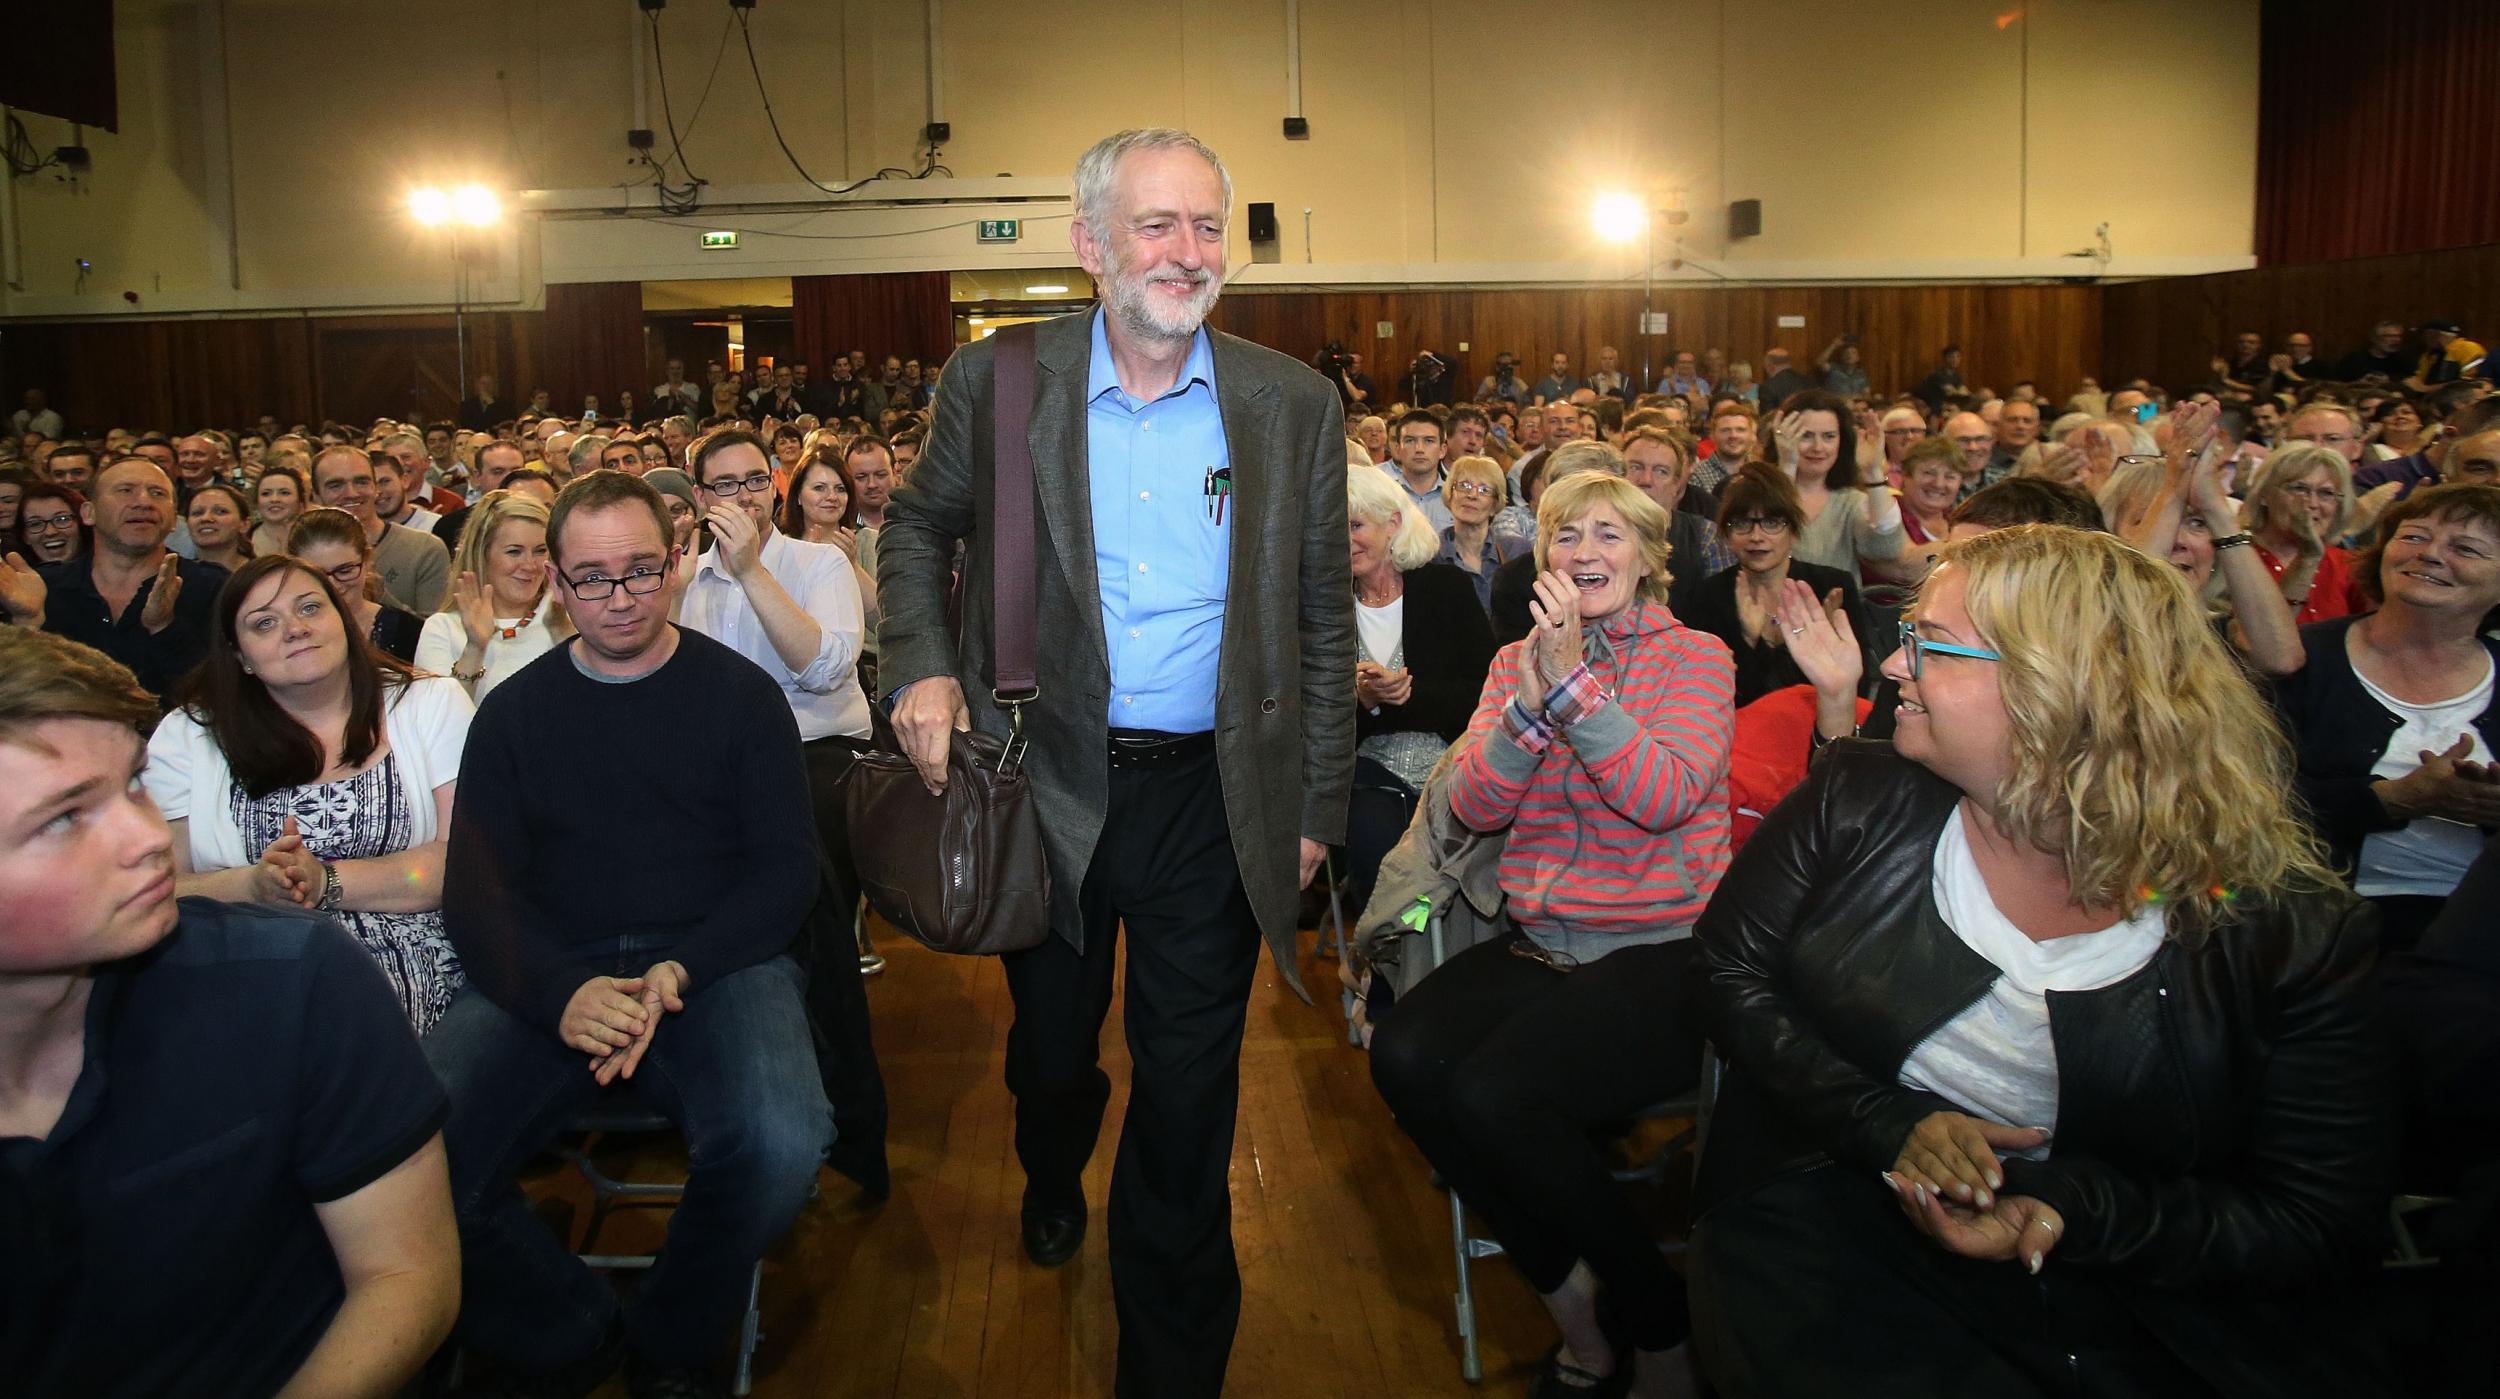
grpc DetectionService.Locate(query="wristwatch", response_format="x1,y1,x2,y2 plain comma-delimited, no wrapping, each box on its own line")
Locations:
316,861,343,913
2211,531,2255,552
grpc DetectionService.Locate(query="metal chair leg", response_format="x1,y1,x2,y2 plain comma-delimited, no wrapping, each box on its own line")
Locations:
732,1261,763,1395
1325,852,1360,1045
855,904,885,976
1450,1188,1484,1383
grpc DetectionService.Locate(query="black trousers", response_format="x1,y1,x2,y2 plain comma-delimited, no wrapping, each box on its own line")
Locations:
1002,744,1263,1399
1342,755,1420,912
801,734,869,920
1368,931,1703,1350
1689,1165,2386,1398
799,733,890,1197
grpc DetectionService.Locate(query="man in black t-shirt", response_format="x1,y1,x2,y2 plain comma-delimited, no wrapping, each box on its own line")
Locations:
2334,320,2413,382
0,627,456,1398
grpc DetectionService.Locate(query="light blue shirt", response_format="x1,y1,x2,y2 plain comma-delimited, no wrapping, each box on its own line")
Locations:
1087,310,1231,732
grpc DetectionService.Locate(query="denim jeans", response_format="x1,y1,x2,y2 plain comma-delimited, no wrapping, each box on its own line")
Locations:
424,951,832,1375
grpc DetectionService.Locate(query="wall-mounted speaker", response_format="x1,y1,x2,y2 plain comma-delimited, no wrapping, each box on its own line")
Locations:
1247,202,1279,244
1729,198,1762,240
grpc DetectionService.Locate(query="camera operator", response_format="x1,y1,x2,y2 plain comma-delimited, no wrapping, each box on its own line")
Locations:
1475,352,1529,408
1314,341,1374,408
1400,350,1456,409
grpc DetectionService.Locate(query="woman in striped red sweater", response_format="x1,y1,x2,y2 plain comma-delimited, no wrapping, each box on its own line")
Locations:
1371,471,1736,1399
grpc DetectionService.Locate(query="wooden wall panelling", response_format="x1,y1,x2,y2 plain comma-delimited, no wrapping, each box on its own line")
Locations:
1208,283,2104,410
2098,243,2500,394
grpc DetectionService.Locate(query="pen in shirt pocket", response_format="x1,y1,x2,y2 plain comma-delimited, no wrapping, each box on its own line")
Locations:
1204,465,1233,525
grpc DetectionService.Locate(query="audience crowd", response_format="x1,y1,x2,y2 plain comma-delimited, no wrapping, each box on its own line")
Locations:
2,304,2495,1399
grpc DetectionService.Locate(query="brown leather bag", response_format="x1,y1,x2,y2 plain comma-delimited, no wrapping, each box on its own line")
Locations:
844,324,1053,955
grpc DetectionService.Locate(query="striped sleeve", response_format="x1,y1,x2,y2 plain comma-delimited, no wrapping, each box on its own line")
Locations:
1448,640,1541,832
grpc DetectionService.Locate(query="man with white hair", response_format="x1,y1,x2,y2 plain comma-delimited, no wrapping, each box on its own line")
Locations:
880,127,1352,1397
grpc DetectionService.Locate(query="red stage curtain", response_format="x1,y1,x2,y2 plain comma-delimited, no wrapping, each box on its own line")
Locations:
539,281,648,411
792,272,954,374
2257,2,2500,265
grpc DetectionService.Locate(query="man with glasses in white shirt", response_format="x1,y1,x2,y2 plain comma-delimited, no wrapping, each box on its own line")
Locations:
676,427,871,845
676,427,884,1178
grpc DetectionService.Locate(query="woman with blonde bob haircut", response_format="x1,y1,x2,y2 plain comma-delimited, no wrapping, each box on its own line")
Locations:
1372,464,1733,1397
1691,524,2390,1398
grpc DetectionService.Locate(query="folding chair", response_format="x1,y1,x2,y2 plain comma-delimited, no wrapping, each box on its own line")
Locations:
1317,851,1358,1044
561,1099,769,1397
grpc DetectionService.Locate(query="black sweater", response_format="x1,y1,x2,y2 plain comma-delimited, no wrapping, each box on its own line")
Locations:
443,630,819,1032
1677,559,1873,708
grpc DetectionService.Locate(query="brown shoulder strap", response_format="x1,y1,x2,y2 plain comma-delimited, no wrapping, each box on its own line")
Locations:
990,323,1040,701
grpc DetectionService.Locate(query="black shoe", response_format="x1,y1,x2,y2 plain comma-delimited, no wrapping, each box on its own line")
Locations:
625,1353,726,1399
1021,1208,1087,1267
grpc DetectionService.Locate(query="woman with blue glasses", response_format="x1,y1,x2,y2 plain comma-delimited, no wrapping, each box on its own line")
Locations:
1689,524,2392,1397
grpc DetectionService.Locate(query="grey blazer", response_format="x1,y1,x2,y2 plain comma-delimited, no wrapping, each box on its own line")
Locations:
876,310,1356,1000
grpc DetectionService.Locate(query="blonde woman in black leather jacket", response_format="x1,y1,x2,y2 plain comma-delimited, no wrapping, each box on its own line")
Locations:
1690,525,2392,1398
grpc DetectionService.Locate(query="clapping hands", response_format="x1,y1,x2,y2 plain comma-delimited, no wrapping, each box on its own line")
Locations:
138,556,182,635
1526,570,1587,690
1774,578,1861,697
1356,660,1412,709
0,551,46,624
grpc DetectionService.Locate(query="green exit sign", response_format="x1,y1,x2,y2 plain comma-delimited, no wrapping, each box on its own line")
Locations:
977,219,1021,243
700,230,739,251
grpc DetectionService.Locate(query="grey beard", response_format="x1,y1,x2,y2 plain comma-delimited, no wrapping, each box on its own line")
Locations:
1106,270,1220,347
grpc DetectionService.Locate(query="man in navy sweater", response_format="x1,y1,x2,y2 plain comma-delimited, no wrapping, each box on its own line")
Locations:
433,471,831,1399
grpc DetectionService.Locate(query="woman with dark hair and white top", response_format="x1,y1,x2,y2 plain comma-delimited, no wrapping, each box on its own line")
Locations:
145,554,474,1030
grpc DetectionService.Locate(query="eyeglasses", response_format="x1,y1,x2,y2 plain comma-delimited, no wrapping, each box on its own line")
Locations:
1724,515,1791,536
1897,620,2002,679
1450,482,1497,497
22,512,76,532
701,473,775,498
563,567,670,600
1883,427,1926,437
319,560,365,587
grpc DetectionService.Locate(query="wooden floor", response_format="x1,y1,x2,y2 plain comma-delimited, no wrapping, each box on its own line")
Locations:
528,915,1671,1397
